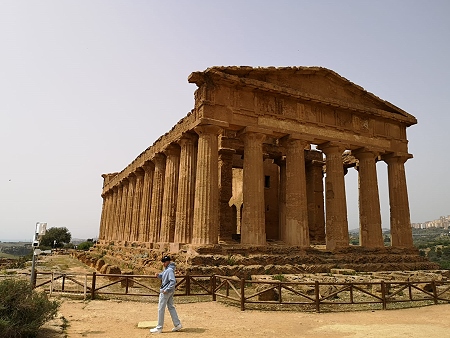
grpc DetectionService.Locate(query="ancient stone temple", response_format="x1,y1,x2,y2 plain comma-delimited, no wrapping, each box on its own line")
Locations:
98,66,417,254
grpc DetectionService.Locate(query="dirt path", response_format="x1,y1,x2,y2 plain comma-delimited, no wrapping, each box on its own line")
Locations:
41,298,450,338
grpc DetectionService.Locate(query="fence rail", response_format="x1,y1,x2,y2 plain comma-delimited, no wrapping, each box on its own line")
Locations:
28,271,450,312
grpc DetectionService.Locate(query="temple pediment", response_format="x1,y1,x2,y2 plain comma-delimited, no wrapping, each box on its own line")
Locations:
188,66,417,126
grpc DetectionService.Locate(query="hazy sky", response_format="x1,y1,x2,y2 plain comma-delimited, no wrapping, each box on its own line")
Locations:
1,1,449,241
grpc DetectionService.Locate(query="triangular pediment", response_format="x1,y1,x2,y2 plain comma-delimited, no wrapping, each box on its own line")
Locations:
190,66,417,126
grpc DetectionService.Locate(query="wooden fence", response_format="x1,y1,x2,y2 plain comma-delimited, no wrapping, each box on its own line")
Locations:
30,271,450,312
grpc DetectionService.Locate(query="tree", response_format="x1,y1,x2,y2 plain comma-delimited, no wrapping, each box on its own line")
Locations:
77,241,94,251
40,227,71,248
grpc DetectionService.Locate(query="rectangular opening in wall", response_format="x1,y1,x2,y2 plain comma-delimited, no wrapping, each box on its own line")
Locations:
265,175,270,188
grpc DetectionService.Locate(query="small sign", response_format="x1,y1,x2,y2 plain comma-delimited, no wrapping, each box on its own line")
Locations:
38,223,47,236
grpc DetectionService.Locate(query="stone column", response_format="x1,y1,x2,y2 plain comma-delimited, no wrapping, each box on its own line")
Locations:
123,174,136,242
131,169,144,242
318,143,349,250
138,162,155,242
104,191,115,241
109,187,119,241
275,157,286,242
354,149,384,248
149,154,166,243
306,160,325,244
284,138,310,247
383,153,414,248
175,134,197,244
192,125,222,245
160,144,181,243
241,131,266,245
218,148,235,241
113,184,123,241
98,193,108,241
117,179,129,242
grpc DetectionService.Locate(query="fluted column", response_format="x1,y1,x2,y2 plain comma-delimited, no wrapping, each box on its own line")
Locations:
131,169,144,242
192,125,222,244
117,179,129,242
113,185,123,241
284,138,310,247
354,149,384,248
104,191,115,241
108,187,119,241
123,174,136,242
383,153,414,248
306,160,325,244
275,157,286,242
99,193,108,241
138,162,155,242
160,145,181,243
219,148,235,241
175,134,197,244
318,143,349,250
241,131,266,245
149,154,166,243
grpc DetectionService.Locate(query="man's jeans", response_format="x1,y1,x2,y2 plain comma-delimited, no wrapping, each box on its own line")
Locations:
156,290,180,329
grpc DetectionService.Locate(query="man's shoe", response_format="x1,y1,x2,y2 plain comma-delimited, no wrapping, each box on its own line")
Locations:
172,323,182,332
150,327,162,334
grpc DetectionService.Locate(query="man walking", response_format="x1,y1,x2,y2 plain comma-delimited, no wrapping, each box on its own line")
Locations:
150,255,182,334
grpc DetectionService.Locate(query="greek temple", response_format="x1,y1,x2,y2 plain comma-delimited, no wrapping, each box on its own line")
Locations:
98,66,416,253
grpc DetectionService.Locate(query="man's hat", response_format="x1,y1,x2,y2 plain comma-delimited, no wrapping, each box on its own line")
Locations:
161,255,171,262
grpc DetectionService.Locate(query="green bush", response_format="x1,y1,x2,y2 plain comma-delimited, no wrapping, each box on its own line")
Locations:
0,278,60,338
77,241,94,251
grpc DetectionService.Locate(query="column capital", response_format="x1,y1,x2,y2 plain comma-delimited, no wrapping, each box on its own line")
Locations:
351,147,383,159
152,153,166,167
317,142,348,154
218,147,236,156
127,173,137,182
134,167,145,177
178,132,198,145
142,160,155,173
352,148,380,160
280,135,310,149
194,124,223,136
163,143,181,157
119,177,129,186
238,126,272,139
381,152,413,164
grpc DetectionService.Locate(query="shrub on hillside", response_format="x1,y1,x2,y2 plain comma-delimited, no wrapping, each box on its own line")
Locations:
0,278,60,338
77,241,94,251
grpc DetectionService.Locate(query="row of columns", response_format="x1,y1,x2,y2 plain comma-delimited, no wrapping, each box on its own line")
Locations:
99,127,413,250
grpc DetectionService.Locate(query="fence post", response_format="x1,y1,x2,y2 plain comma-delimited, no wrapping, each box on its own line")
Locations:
349,283,354,304
278,281,282,304
50,272,54,296
186,272,191,296
84,274,87,300
212,275,216,301
62,274,66,292
381,281,386,310
91,272,96,300
240,278,245,311
432,281,438,304
315,281,320,313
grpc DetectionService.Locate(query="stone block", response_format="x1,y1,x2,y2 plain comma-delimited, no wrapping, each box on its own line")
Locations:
256,284,279,301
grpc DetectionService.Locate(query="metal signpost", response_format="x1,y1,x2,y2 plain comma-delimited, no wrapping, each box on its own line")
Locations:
30,222,46,287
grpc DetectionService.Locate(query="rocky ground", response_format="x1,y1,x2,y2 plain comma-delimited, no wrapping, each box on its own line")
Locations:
39,298,450,338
